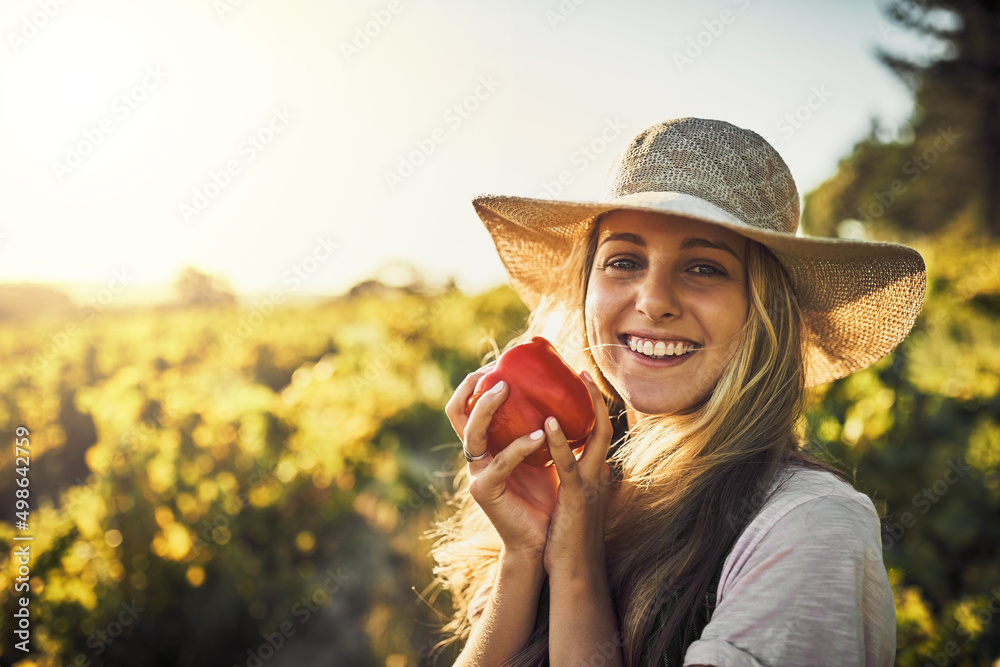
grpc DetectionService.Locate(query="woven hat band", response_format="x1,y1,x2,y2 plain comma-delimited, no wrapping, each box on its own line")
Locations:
601,118,800,235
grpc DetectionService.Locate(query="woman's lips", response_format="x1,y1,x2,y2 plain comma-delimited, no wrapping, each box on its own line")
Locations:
621,334,699,359
621,336,700,368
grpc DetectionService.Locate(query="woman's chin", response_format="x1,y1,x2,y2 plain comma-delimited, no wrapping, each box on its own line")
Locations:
619,385,697,419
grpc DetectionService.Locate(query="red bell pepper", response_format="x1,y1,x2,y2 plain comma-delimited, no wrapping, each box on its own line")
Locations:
465,336,596,467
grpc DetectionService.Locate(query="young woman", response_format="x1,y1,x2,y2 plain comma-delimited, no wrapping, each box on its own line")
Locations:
431,118,926,666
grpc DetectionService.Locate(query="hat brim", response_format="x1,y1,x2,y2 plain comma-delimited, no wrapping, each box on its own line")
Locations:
472,192,926,388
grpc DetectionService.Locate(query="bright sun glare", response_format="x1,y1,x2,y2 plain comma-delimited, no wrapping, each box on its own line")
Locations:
10,16,152,154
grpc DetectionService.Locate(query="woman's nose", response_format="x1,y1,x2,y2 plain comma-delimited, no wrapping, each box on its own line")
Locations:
635,268,681,321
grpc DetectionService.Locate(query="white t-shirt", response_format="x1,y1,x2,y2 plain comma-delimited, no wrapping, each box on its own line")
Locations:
683,465,896,667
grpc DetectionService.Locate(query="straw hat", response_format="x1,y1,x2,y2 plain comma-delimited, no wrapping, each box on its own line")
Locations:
472,118,926,388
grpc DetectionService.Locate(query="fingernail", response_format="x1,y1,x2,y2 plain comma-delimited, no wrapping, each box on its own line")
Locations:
489,381,505,394
581,370,594,383
530,429,543,440
546,417,559,432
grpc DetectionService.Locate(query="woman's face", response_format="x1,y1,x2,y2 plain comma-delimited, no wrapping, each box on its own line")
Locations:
585,210,750,422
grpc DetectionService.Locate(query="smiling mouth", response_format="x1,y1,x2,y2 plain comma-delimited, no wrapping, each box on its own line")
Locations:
622,335,699,359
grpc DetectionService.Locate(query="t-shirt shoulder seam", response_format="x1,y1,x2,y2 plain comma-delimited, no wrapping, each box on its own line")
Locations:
720,475,881,583
767,468,878,518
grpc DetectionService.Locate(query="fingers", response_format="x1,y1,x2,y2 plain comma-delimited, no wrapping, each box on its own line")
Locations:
542,407,610,578
444,362,497,440
469,429,546,499
576,371,613,479
546,371,613,485
545,417,581,491
461,380,508,463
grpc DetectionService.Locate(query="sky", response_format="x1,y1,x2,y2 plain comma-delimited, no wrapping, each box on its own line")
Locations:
0,0,928,302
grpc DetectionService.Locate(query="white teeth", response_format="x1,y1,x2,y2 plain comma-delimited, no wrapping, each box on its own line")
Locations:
627,336,695,358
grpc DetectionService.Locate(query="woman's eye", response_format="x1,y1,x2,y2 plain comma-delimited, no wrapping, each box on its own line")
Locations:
606,258,639,271
691,264,724,276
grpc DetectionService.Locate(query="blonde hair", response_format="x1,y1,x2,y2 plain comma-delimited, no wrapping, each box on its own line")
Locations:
429,216,849,665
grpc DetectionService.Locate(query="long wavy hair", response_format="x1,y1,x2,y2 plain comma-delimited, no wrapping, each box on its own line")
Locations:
429,214,850,666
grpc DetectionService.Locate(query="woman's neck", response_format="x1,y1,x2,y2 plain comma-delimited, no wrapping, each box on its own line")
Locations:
625,407,645,430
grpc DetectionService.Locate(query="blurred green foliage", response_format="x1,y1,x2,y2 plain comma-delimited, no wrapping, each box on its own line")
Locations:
0,226,997,665
799,3,1000,660
0,284,529,666
805,223,1000,666
803,0,1000,240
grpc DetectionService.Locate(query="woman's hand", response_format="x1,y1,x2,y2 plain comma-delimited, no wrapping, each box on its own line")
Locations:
445,364,559,558
447,366,620,666
544,372,621,666
541,370,613,580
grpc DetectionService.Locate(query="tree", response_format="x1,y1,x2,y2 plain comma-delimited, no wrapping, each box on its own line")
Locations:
802,0,1000,238
174,266,236,308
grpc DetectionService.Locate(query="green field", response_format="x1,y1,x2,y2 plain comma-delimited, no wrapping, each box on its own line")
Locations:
0,227,998,665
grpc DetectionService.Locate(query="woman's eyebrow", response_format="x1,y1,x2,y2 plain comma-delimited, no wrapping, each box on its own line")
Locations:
599,232,645,247
680,237,742,262
599,233,742,262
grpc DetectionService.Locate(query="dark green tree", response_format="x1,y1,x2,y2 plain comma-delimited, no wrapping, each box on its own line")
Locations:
803,0,1000,238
